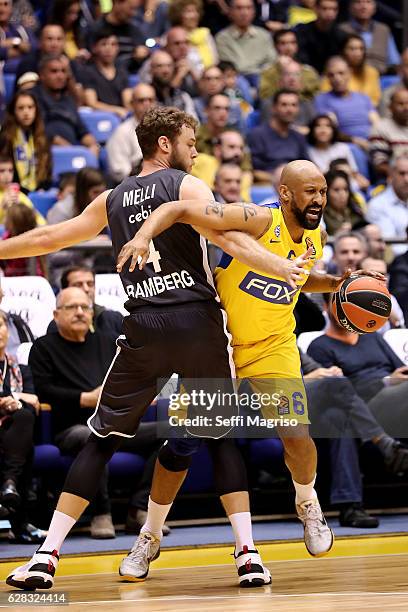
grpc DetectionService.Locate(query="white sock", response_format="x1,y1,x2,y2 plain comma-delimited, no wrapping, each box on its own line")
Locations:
38,510,76,554
293,475,318,506
140,497,172,539
229,512,255,553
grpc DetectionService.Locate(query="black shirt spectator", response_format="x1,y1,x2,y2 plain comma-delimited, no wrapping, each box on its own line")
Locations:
295,0,346,73
32,54,99,157
90,0,148,73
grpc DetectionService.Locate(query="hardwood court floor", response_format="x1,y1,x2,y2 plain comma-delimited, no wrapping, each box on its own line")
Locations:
2,553,408,612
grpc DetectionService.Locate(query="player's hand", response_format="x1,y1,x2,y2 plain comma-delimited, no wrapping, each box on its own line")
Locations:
341,268,386,284
279,247,313,289
389,366,408,385
116,233,151,273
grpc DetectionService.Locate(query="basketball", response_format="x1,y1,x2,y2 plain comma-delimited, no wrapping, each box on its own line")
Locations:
331,275,392,334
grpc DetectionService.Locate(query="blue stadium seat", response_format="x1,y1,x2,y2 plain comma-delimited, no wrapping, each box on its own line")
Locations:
348,143,370,180
246,109,261,130
79,109,121,143
51,146,98,183
380,75,400,91
4,73,15,103
250,186,275,204
128,74,140,88
29,189,58,217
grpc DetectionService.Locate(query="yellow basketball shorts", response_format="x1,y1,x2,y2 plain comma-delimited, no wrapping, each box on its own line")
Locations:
233,333,309,425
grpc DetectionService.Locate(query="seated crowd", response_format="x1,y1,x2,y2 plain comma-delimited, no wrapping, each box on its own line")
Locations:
0,0,407,541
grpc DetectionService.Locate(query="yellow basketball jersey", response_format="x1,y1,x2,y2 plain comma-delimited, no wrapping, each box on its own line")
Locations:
214,203,323,345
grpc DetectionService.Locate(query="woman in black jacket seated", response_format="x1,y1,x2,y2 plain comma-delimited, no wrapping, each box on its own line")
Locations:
0,310,45,543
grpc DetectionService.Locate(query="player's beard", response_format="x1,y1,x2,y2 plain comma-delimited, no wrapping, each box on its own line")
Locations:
169,148,190,173
290,199,323,230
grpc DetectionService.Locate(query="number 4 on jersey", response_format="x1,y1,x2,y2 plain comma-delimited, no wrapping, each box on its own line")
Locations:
146,240,162,272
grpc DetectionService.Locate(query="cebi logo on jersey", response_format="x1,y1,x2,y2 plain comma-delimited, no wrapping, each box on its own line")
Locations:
239,272,300,304
128,204,152,224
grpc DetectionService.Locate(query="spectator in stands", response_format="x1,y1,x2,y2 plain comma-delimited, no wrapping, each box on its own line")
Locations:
195,93,230,154
0,286,34,358
379,48,408,117
213,162,243,203
106,83,156,183
150,49,197,117
315,56,379,147
367,154,408,254
359,223,386,260
0,0,36,74
30,287,117,539
165,26,201,97
194,65,243,130
308,303,408,440
260,59,315,131
133,0,169,39
360,256,405,332
48,0,88,61
301,349,379,527
389,226,408,323
339,0,400,75
328,156,370,195
32,54,99,158
254,0,289,33
15,24,71,83
47,167,106,225
2,204,46,277
323,169,366,236
0,153,44,225
321,33,380,107
0,310,45,542
215,0,276,80
247,89,309,180
14,23,84,106
192,129,252,201
168,0,218,69
220,60,254,107
82,30,132,119
331,230,368,275
369,88,408,179
90,0,148,73
259,29,320,102
51,265,123,338
307,114,361,176
0,91,52,193
295,0,345,74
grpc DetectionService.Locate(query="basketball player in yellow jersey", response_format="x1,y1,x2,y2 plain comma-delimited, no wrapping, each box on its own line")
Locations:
119,159,384,557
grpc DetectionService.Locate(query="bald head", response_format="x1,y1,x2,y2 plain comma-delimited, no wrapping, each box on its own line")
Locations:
151,50,174,85
56,287,92,309
280,160,327,231
281,160,324,189
131,83,156,120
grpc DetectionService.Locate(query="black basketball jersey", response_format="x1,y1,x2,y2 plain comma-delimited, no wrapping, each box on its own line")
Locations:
107,169,217,311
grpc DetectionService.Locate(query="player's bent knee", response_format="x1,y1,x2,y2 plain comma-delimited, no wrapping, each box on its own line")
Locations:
158,443,193,472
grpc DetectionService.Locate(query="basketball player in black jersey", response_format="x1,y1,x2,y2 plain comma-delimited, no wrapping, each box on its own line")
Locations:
2,107,310,591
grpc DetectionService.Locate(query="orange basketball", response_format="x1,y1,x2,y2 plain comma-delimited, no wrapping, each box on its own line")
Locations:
331,275,391,334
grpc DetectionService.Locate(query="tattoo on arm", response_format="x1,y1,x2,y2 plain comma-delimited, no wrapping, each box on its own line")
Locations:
204,201,258,222
205,201,225,218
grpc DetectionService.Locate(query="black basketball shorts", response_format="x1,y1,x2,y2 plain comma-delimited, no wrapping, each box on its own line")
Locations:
87,300,236,440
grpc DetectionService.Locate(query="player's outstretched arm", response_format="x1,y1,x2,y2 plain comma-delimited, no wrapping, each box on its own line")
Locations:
0,192,109,260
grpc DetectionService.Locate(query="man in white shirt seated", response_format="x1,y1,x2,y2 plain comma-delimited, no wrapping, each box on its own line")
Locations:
367,154,408,255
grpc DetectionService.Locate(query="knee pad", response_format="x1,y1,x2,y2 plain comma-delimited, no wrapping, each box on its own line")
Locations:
158,443,193,472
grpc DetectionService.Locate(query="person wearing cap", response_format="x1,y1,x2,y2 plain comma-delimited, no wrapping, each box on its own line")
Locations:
16,72,39,91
